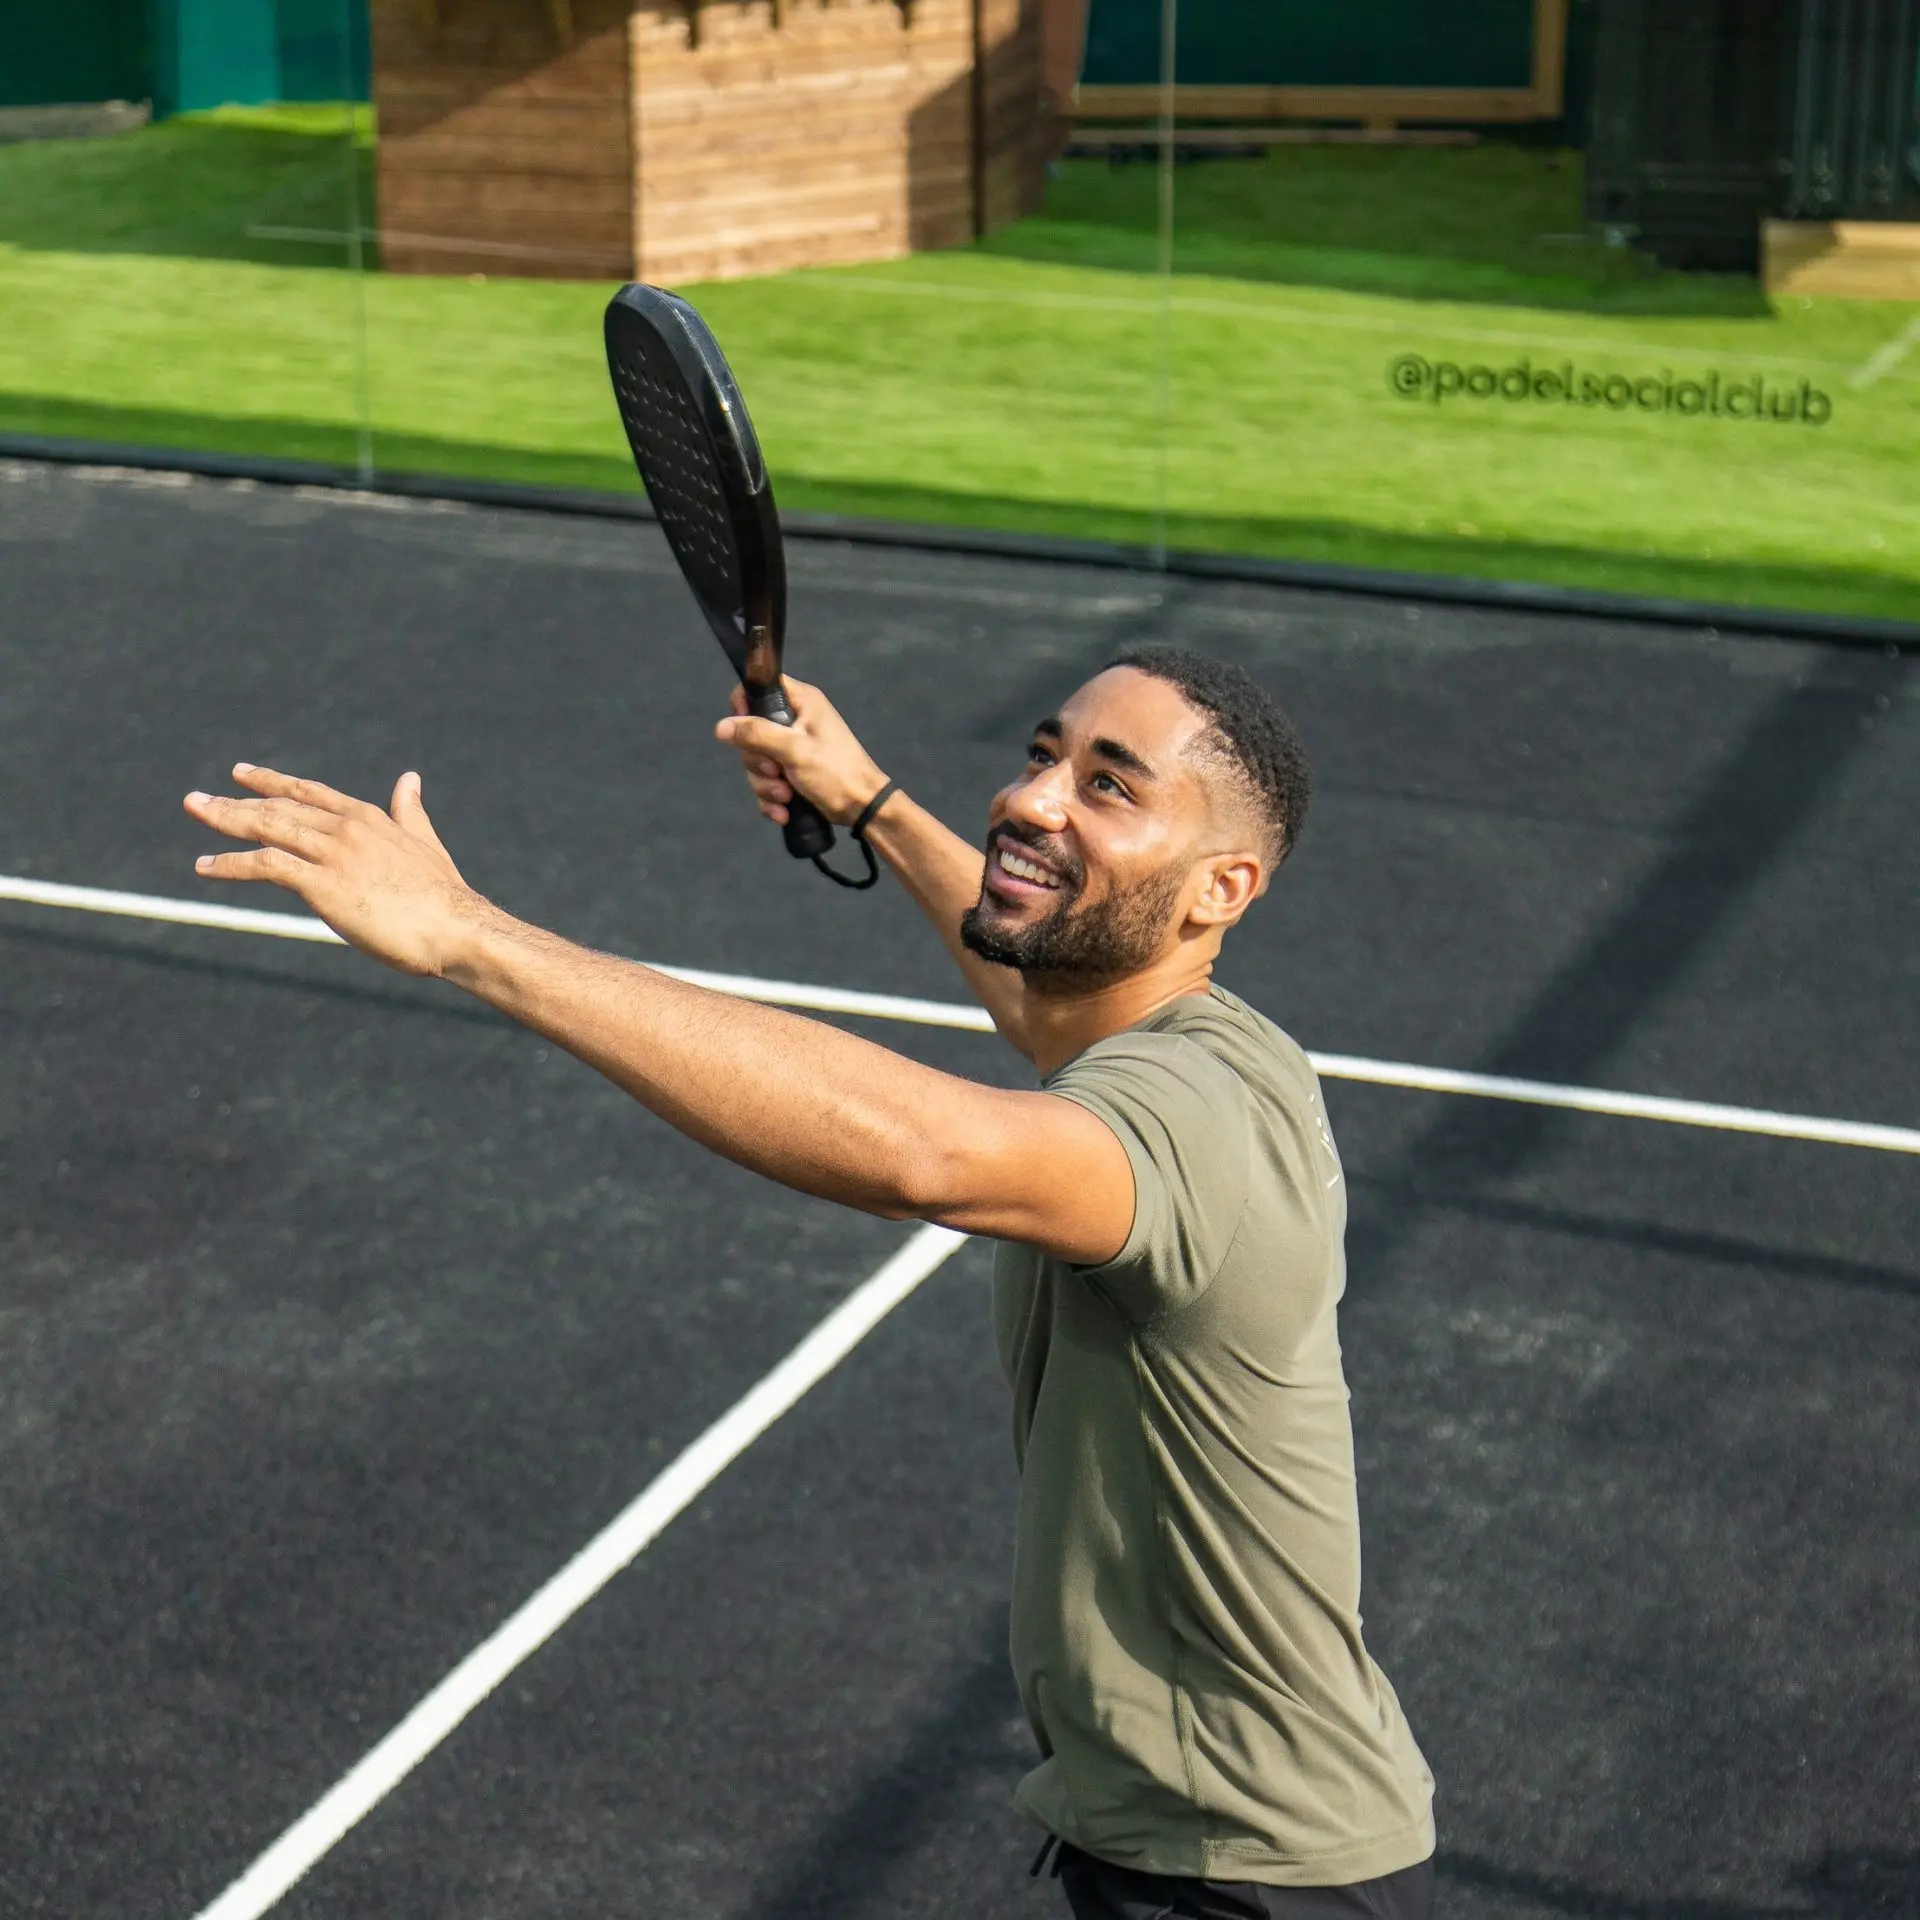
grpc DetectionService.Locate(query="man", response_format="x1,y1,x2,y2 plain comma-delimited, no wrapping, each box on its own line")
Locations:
184,646,1434,1919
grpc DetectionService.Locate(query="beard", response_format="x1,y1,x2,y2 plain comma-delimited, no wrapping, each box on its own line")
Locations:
960,823,1186,987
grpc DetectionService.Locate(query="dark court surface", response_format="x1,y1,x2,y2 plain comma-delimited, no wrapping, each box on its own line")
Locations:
1,460,1915,1919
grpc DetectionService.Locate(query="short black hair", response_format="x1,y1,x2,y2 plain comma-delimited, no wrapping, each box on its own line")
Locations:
1107,646,1311,865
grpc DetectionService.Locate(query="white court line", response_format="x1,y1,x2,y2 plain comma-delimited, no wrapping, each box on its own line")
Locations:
1309,1053,1920,1156
0,876,350,944
189,1221,967,1920
3,872,1917,1157
0,877,993,1027
1850,313,1920,390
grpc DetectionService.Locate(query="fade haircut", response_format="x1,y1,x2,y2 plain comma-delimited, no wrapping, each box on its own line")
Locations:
1108,646,1312,866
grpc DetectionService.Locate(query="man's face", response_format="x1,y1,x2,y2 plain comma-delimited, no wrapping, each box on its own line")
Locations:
960,667,1225,985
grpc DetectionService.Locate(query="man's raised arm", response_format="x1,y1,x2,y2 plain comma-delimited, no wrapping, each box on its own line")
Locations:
715,678,1033,1056
182,766,1128,1261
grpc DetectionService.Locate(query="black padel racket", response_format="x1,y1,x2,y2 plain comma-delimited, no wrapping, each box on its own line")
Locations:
605,283,873,887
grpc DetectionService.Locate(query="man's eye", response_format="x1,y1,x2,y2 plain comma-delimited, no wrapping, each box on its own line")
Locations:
1091,771,1128,798
1027,743,1055,766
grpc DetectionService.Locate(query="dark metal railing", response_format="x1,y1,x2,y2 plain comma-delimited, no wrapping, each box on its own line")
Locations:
1787,0,1920,216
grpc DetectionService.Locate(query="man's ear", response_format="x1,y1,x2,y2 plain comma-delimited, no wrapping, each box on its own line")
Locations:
1187,852,1265,928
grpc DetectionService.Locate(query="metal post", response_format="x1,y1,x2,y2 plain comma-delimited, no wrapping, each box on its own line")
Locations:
340,0,373,486
1151,0,1176,572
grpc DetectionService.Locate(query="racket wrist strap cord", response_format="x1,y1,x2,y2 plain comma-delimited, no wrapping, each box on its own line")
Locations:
814,778,899,890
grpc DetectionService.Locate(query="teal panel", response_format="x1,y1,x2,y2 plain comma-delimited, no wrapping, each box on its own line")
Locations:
1083,0,1538,91
277,0,370,102
150,0,368,115
0,0,150,108
161,0,280,112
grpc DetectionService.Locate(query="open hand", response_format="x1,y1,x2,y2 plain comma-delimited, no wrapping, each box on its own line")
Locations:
714,675,890,828
183,765,488,977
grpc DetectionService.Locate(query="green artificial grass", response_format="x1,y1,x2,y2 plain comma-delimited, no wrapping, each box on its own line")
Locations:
1,109,1915,622
987,141,1774,316
0,104,376,265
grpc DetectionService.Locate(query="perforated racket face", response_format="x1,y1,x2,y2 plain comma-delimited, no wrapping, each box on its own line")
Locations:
605,288,784,686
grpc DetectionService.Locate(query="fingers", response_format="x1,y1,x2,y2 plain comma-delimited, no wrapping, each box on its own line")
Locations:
720,734,793,807
714,715,792,757
181,763,483,976
391,770,468,883
192,846,312,891
712,719,793,821
184,790,337,856
391,770,445,848
230,763,363,817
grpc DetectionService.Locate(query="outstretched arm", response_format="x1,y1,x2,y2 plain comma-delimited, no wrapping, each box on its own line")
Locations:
715,678,1033,1057
182,767,1128,1261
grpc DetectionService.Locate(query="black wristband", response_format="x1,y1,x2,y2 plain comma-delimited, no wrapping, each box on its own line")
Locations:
849,779,900,842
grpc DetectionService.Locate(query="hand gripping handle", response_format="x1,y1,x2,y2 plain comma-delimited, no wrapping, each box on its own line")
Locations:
745,682,836,862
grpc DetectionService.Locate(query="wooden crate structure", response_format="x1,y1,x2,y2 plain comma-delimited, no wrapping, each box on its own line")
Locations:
1764,221,1920,300
370,0,1046,281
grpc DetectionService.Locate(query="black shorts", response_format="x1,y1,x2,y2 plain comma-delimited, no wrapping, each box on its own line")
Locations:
1050,1840,1435,1920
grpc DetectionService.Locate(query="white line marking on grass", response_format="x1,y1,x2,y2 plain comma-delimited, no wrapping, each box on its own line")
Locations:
1850,313,1920,390
4,873,1917,1156
188,1221,968,1920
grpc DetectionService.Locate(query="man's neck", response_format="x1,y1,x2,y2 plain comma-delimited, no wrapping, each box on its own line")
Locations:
1020,948,1219,1078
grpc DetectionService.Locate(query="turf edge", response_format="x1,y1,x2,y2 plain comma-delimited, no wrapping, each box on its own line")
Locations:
5,430,1914,654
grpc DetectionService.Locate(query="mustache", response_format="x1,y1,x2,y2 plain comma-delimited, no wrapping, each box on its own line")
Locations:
984,819,1086,894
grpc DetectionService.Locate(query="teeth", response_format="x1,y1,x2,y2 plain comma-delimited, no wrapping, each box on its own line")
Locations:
998,848,1057,887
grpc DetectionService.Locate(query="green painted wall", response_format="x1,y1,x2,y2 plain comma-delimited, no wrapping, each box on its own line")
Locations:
0,0,367,114
152,0,280,113
0,0,152,108
1082,0,1539,89
152,0,369,115
275,0,370,102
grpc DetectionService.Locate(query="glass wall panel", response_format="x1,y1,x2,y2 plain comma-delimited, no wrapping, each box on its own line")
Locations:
0,0,372,472
6,0,1914,628
1156,0,1920,624
351,0,635,494
353,0,1176,548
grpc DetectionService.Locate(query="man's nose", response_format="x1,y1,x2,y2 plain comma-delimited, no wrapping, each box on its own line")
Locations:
1003,764,1071,834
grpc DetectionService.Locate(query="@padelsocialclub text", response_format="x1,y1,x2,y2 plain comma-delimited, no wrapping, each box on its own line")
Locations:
1388,352,1834,425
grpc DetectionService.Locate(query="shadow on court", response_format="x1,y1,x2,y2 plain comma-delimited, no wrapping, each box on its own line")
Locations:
1345,642,1916,1288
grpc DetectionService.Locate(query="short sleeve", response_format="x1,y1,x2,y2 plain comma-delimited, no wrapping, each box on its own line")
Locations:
1044,1030,1252,1324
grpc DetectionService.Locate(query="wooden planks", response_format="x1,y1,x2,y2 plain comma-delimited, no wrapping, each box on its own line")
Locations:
631,0,979,282
372,0,634,277
371,0,1045,281
1764,221,1920,301
976,0,1046,235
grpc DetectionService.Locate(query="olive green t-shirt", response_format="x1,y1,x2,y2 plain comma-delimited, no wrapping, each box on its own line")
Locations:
993,985,1434,1885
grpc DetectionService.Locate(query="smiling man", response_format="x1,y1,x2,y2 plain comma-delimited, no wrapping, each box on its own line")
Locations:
184,646,1433,1920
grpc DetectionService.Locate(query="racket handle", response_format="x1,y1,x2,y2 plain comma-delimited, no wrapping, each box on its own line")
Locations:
745,682,836,862
781,798,835,861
